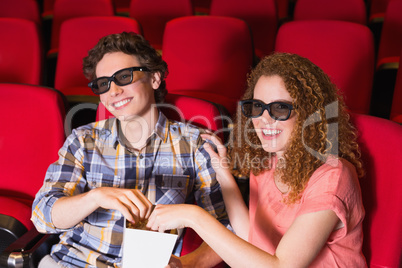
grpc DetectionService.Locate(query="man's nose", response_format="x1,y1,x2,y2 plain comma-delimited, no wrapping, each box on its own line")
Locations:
109,81,123,97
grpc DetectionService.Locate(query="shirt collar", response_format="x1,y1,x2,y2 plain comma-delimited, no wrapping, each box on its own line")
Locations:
155,111,169,143
101,110,169,149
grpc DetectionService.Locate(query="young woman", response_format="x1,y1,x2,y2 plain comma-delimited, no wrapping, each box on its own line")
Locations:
147,53,367,267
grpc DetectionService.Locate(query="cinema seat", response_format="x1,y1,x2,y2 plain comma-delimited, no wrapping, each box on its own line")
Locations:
54,16,142,103
209,0,277,58
293,0,367,24
0,18,43,85
162,16,254,116
129,0,193,50
0,84,65,257
275,20,375,115
0,0,41,25
351,113,402,268
49,0,115,56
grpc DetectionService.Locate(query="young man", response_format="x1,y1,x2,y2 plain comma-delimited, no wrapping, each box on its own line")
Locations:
31,32,230,268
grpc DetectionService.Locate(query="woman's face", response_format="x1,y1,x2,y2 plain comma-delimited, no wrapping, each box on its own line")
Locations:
252,75,297,158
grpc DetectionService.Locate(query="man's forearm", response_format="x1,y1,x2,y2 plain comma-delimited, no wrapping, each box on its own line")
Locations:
52,191,97,229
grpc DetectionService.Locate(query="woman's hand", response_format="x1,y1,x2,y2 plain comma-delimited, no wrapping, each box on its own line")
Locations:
90,187,153,224
200,132,231,181
146,204,199,233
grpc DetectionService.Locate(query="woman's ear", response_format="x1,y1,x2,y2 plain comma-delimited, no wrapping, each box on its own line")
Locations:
151,72,162,90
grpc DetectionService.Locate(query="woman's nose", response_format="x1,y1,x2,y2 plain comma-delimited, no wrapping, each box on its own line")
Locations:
260,110,276,125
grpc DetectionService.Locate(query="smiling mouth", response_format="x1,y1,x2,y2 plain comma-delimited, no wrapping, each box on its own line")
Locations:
113,98,131,108
262,129,282,136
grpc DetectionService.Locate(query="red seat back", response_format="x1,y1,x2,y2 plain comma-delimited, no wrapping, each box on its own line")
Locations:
0,84,65,229
0,18,42,85
55,16,142,99
162,16,254,115
0,0,41,25
351,113,402,268
129,0,193,50
275,20,375,115
209,0,277,58
293,0,367,24
50,0,115,53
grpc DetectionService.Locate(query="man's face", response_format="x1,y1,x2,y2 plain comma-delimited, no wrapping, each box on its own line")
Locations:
97,52,161,121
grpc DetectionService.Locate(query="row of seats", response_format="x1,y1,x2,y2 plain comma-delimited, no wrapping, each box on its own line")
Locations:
0,83,401,267
1,0,400,65
1,1,401,267
2,0,389,24
1,1,401,114
0,14,400,121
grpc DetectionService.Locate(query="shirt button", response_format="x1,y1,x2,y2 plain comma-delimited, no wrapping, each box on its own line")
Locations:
139,154,143,159
172,127,177,131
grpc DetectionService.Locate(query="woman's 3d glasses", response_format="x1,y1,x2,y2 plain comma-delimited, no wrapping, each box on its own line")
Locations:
240,99,294,121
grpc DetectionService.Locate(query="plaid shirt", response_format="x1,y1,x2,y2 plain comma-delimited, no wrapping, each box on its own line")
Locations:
31,112,229,268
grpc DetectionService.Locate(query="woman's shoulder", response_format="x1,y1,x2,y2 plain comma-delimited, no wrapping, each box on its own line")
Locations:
315,156,356,177
307,156,359,194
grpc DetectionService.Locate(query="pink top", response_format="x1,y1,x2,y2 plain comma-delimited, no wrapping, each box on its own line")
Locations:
248,157,367,267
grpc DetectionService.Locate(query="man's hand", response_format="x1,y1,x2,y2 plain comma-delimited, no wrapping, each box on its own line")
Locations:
91,187,153,224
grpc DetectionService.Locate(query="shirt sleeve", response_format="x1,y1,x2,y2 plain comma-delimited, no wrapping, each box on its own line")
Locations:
296,158,364,243
193,138,231,230
31,129,87,233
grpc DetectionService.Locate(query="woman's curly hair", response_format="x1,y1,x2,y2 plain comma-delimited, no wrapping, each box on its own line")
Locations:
82,32,168,103
229,53,364,204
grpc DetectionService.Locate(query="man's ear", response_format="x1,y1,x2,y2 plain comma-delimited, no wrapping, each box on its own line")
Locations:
151,72,162,90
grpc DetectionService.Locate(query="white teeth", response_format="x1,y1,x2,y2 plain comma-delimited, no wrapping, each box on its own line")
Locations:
262,129,281,136
113,99,131,108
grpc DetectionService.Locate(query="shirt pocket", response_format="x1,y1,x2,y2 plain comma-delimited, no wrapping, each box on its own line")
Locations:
155,174,189,189
155,174,190,204
86,172,121,189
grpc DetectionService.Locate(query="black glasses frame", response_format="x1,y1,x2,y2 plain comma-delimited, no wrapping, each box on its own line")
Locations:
240,99,294,121
88,66,150,95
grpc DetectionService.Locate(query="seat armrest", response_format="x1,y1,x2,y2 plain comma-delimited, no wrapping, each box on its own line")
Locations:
0,228,59,268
